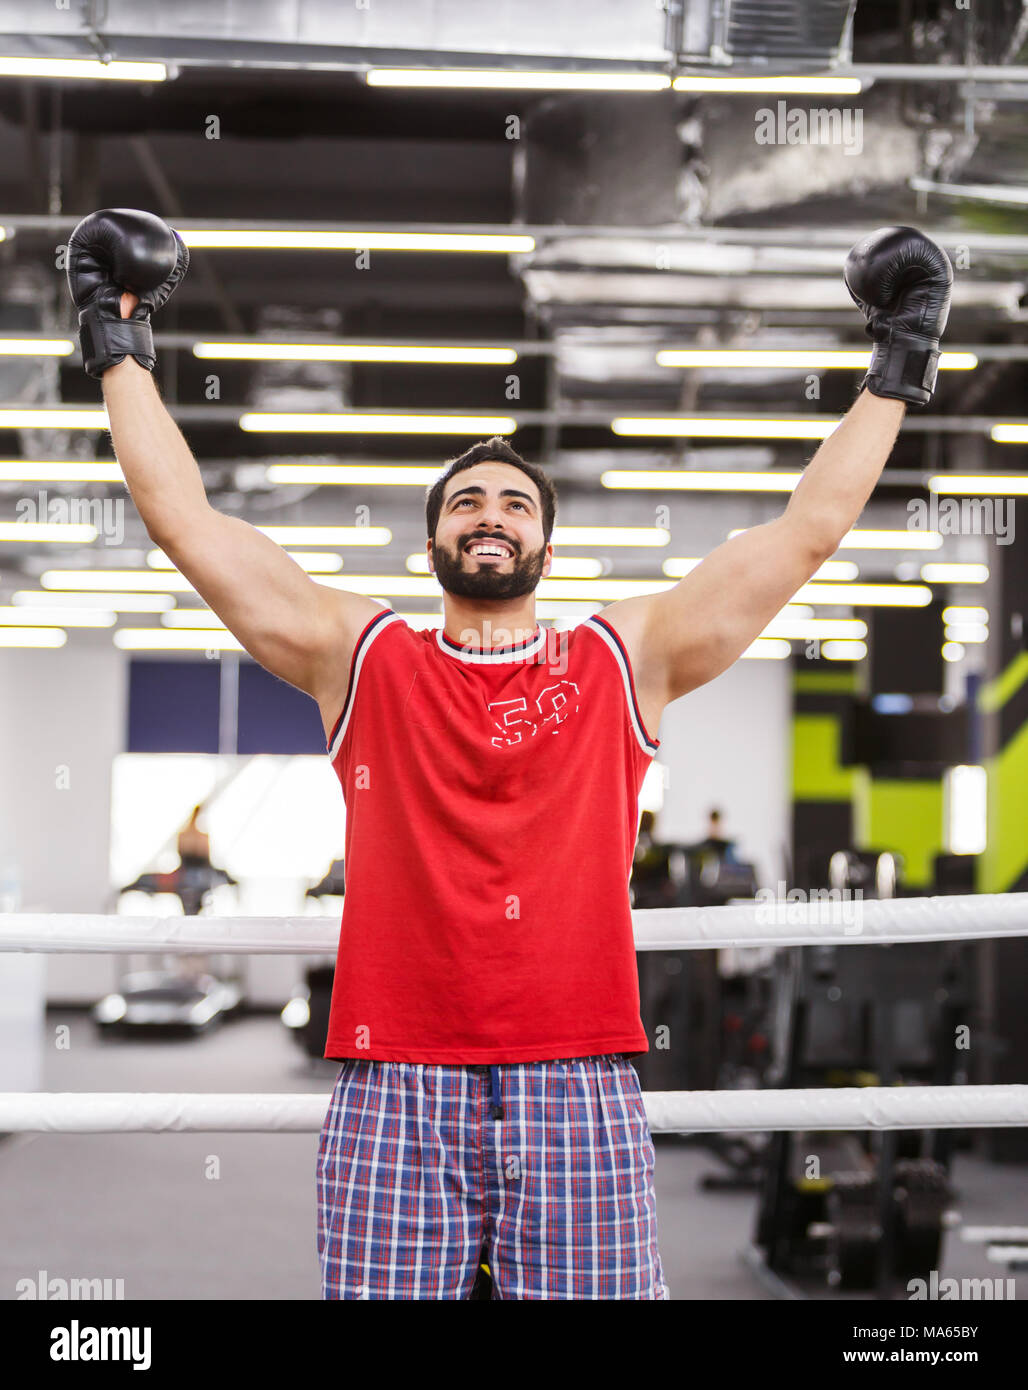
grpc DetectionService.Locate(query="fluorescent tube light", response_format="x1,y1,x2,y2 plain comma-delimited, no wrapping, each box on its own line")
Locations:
240,412,517,434
612,418,837,440
194,342,517,364
366,69,670,92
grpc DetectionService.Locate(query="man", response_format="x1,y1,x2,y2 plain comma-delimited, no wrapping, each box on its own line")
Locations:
176,803,211,869
631,810,678,909
67,211,951,1299
703,808,726,849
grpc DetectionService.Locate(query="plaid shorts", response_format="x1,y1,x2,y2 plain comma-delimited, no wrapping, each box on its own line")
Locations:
316,1054,670,1300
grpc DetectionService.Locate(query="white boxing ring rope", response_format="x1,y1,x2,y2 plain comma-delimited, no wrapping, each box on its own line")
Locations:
2,890,1028,954
1,1085,1026,1136
1,891,1027,1136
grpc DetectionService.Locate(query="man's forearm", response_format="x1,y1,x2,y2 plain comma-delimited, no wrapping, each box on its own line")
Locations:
102,357,210,543
783,389,905,550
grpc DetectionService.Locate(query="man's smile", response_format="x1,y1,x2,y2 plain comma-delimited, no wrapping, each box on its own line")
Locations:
465,538,515,559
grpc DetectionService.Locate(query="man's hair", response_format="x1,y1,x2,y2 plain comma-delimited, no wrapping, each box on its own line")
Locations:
425,437,557,544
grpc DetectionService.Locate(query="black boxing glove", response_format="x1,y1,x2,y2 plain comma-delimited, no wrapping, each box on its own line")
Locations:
66,208,189,378
843,226,953,407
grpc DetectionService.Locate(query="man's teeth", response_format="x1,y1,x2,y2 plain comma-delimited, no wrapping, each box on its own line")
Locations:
469,543,511,556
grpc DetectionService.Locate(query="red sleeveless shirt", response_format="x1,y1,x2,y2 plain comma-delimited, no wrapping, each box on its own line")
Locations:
323,609,659,1063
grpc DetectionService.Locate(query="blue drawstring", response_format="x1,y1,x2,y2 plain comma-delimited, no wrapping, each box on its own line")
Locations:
489,1065,504,1120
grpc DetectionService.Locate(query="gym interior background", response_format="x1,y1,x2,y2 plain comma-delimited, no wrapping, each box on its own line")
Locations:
1,0,1027,1301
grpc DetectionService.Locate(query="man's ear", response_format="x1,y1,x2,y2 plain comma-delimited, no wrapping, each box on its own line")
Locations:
426,538,434,574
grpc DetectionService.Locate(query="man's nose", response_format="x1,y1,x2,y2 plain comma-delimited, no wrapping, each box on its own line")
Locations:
475,504,507,530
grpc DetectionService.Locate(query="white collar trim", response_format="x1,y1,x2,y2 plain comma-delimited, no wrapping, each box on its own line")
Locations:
435,624,548,665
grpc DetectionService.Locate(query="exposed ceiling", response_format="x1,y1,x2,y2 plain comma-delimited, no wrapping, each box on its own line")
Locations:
0,0,1025,623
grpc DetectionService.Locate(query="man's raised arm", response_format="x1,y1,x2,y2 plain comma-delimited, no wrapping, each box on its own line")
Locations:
607,226,954,705
68,209,383,711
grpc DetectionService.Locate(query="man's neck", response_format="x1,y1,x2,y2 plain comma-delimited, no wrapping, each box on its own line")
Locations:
441,602,539,648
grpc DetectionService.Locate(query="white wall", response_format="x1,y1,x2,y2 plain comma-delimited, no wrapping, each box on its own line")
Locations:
0,639,126,1063
0,641,125,913
650,655,792,889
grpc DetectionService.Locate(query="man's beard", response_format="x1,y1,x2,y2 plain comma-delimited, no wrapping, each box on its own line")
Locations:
430,535,547,600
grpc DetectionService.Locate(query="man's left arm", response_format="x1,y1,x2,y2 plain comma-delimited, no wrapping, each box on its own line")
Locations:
620,390,904,703
610,225,953,706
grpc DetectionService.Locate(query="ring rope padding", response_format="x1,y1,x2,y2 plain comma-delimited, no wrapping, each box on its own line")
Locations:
0,1085,1025,1134
1,892,1027,953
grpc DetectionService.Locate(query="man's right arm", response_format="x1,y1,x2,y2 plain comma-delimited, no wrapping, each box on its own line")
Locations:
102,357,386,723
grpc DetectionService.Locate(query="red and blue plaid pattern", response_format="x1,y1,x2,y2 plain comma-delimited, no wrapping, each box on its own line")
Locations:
316,1055,669,1300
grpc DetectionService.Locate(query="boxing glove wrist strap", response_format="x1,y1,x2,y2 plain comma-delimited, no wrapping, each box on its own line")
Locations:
78,308,156,379
862,330,940,407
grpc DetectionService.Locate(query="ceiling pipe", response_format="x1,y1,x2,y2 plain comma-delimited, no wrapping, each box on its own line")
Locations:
2,216,1028,255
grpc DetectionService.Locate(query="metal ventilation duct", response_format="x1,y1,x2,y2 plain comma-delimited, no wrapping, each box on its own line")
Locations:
0,0,858,71
718,0,857,64
517,82,921,228
1,0,670,65
518,96,684,228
